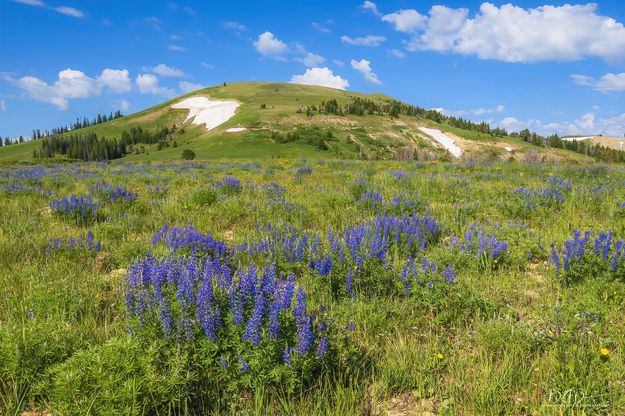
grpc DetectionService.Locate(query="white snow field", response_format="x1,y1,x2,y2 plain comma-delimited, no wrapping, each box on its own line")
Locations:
171,97,240,131
418,127,462,158
226,127,247,133
561,136,593,141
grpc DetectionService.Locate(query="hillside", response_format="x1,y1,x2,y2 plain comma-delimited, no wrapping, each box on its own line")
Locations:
0,82,594,163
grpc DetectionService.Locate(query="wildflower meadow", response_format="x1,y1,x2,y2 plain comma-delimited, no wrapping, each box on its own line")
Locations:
1,159,624,415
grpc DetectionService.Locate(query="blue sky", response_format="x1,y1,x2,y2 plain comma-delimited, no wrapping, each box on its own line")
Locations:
1,0,625,139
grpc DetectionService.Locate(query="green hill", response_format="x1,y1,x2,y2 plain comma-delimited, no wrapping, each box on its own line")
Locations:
0,82,594,163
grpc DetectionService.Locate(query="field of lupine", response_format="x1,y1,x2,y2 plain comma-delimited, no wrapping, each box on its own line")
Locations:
1,159,625,415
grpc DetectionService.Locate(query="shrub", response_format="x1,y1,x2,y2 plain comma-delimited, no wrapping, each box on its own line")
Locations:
181,149,196,160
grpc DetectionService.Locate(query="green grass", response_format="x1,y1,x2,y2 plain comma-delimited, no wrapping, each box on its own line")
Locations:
1,159,624,415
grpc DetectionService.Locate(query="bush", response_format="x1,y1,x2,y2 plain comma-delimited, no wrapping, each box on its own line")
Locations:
181,149,196,160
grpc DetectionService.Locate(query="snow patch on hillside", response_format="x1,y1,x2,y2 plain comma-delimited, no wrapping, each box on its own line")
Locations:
418,127,462,158
171,97,239,131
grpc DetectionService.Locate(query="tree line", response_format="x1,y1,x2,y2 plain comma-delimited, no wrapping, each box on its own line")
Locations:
34,125,178,161
31,110,124,140
512,129,625,163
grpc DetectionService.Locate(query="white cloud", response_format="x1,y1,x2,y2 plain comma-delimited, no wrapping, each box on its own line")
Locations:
97,69,131,93
382,3,625,63
360,1,381,17
179,81,204,93
0,100,5,111
341,35,386,47
433,104,505,117
312,22,331,33
332,59,344,67
223,21,246,32
149,64,185,77
289,67,349,90
54,6,83,17
253,31,288,57
296,52,326,68
10,68,130,110
13,0,45,6
114,99,131,112
12,0,84,17
389,49,406,58
572,72,625,91
382,9,426,33
167,45,187,52
136,74,176,98
350,59,382,84
200,62,215,69
497,109,625,137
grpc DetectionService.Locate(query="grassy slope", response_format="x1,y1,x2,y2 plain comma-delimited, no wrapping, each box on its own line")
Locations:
0,82,593,163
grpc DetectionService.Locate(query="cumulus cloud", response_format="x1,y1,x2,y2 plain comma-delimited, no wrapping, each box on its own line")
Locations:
114,99,131,112
435,104,505,117
332,59,344,67
350,59,382,84
571,72,625,91
289,67,349,90
341,35,386,47
253,32,288,58
12,0,84,17
360,1,381,17
179,81,204,93
295,52,326,68
382,9,426,33
497,109,625,137
97,69,131,93
148,63,185,77
381,3,625,63
9,68,130,110
136,74,176,98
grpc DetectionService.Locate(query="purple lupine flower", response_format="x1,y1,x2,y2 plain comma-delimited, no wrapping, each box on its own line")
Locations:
442,266,456,284
238,355,250,372
550,245,561,272
316,336,328,358
268,296,281,341
345,270,353,296
242,289,265,345
283,346,292,365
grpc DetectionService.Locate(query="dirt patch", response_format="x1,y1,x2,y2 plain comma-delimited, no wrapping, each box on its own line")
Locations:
132,106,172,123
373,393,438,416
21,410,51,416
591,136,625,151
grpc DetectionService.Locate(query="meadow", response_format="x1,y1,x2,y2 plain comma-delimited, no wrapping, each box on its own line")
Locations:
1,158,624,415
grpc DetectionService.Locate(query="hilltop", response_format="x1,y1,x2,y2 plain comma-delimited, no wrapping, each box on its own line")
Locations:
0,82,594,163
